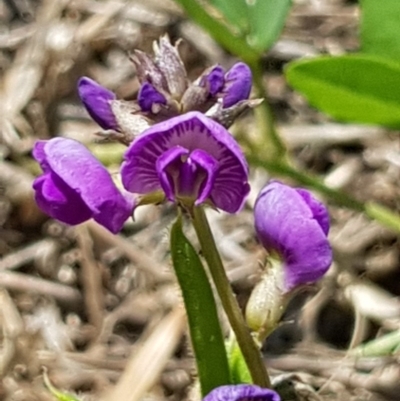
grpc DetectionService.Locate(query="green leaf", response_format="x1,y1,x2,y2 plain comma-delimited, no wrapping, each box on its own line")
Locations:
246,0,292,52
208,0,249,33
43,371,82,401
350,330,400,357
174,0,291,59
174,0,259,64
226,336,252,384
285,54,400,128
170,216,231,396
360,0,400,63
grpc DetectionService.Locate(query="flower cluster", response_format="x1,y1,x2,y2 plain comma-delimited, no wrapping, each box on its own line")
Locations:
32,111,250,231
77,36,255,145
32,37,255,232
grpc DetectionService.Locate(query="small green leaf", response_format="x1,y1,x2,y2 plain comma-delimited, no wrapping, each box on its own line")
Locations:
226,336,252,384
173,0,259,64
360,0,400,63
285,54,400,128
350,330,400,357
43,371,82,401
246,0,292,52
170,216,231,396
208,0,249,33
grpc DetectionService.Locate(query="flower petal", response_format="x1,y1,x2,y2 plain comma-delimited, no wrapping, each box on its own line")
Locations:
33,173,92,225
203,385,280,401
33,138,134,233
156,146,189,202
254,181,332,291
223,63,252,108
78,77,118,130
190,149,218,205
138,82,167,112
204,65,225,96
121,111,249,213
295,188,330,235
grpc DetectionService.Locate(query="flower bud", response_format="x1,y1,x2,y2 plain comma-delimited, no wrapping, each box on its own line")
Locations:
203,65,225,96
78,77,118,130
153,36,187,99
138,82,167,112
222,63,252,108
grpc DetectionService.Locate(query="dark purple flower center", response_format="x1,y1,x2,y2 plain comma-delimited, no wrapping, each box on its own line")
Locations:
156,146,218,205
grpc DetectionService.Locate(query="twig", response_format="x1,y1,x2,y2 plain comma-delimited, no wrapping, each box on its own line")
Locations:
0,239,57,271
102,307,186,401
0,271,82,309
87,221,172,284
76,225,104,334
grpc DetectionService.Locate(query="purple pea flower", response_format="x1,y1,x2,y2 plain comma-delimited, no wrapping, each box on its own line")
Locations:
203,63,252,108
222,63,252,108
78,77,118,130
32,138,134,234
204,65,225,96
138,82,167,112
203,385,280,401
254,181,332,291
121,111,250,213
246,181,332,337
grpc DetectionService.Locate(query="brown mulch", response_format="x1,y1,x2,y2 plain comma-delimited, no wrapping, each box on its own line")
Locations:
0,1,399,400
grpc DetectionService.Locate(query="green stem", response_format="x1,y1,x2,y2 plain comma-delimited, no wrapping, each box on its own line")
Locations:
248,155,400,232
191,206,271,388
173,0,259,64
248,61,287,160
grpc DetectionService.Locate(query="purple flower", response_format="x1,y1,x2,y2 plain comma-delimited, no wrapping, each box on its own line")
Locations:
254,181,332,291
138,82,167,112
203,63,252,108
78,77,118,130
121,111,250,213
222,63,252,108
203,385,280,401
32,138,134,234
204,65,225,96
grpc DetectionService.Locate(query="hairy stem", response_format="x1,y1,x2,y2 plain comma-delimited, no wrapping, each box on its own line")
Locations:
191,206,271,388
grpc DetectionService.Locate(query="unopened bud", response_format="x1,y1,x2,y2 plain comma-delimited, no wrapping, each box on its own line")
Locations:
153,36,187,99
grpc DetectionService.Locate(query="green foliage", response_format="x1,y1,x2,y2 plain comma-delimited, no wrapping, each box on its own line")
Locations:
226,336,252,384
360,0,400,62
43,371,82,401
351,330,400,357
285,0,400,128
170,216,231,396
174,0,292,59
285,55,400,128
209,0,292,53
